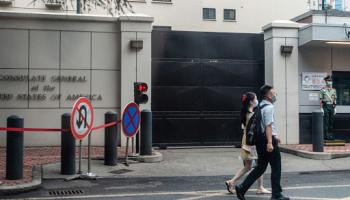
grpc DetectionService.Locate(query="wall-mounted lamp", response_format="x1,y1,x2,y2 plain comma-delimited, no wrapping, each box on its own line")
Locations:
130,40,143,50
280,45,293,55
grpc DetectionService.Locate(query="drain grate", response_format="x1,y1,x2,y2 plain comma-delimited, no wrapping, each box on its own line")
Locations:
109,169,133,175
49,189,84,196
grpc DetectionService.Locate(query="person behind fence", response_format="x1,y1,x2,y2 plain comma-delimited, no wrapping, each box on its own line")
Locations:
235,85,290,200
224,92,271,195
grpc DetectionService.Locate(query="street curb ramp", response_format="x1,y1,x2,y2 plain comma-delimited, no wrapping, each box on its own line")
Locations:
0,166,42,195
280,145,350,160
130,151,163,163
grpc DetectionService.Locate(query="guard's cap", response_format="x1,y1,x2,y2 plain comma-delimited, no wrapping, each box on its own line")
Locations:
324,75,332,81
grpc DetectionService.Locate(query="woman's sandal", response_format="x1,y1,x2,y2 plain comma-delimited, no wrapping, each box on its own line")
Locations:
256,188,272,194
225,180,235,194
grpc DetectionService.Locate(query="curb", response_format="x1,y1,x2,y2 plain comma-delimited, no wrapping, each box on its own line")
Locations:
130,151,163,163
0,166,42,195
280,145,350,160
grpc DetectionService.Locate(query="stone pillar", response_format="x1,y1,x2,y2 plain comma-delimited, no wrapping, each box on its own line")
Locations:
119,14,153,145
263,20,300,144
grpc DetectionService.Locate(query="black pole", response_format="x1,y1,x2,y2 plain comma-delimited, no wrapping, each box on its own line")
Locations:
61,113,76,175
136,103,140,154
140,110,152,156
77,0,81,14
312,110,324,152
136,131,140,154
6,115,24,180
104,111,118,166
322,0,325,10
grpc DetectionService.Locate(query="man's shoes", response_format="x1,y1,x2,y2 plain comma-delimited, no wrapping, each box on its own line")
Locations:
235,185,246,200
271,195,290,200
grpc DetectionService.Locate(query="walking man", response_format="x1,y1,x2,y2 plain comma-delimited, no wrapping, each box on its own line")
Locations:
320,75,337,140
235,85,289,200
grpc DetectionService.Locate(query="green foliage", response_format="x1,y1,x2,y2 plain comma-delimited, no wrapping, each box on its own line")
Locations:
33,0,133,15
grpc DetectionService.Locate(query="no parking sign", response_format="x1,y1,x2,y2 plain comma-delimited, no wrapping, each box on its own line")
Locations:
70,97,94,140
121,102,140,138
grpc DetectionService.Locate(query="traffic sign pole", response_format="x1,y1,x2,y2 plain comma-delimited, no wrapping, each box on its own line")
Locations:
78,140,82,174
131,137,134,154
125,138,129,166
121,102,141,166
84,133,96,178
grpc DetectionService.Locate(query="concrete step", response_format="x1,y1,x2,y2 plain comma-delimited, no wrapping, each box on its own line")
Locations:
324,140,346,146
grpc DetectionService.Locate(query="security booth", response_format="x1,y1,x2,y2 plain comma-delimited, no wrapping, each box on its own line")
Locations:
263,10,350,145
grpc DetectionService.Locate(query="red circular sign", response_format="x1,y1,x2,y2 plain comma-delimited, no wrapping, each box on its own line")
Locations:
121,102,140,138
70,97,94,140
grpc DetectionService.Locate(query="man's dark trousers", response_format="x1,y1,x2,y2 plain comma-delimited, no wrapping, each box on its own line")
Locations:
238,136,282,198
323,104,335,139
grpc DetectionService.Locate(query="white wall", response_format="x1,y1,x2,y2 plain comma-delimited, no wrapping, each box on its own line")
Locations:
0,0,309,33
0,12,153,146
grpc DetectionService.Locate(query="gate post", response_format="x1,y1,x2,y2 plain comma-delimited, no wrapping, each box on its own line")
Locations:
6,115,24,180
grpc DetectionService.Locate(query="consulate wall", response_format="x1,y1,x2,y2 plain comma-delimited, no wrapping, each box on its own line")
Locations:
2,10,350,147
0,11,153,146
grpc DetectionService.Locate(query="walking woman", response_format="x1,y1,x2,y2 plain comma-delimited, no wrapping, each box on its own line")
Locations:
225,92,271,195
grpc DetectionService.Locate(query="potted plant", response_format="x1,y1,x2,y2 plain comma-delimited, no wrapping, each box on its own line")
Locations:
0,0,13,6
45,0,63,9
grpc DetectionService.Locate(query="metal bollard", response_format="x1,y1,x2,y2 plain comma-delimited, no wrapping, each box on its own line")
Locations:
312,110,324,152
6,115,24,180
136,131,140,154
104,111,118,166
61,113,76,175
140,110,152,156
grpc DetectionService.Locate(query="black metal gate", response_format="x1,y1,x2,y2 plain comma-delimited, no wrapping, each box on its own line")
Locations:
152,30,264,146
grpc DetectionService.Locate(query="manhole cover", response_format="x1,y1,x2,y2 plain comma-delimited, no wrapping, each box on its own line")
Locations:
49,189,84,196
109,169,133,174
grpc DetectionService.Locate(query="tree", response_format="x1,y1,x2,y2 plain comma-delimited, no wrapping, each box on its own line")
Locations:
37,0,133,15
78,0,133,14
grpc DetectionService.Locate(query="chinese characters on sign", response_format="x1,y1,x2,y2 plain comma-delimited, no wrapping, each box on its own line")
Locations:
302,72,328,91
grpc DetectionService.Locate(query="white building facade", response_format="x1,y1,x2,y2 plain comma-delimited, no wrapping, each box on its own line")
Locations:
264,10,350,144
0,0,310,33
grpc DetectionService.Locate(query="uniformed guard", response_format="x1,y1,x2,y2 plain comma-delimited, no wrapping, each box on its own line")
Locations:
320,75,337,140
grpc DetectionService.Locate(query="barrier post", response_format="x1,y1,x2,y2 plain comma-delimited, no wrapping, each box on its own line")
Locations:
104,111,118,166
140,110,152,156
6,115,24,180
312,110,324,152
61,113,76,175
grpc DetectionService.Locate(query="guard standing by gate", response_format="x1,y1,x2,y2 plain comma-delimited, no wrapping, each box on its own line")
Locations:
320,75,337,140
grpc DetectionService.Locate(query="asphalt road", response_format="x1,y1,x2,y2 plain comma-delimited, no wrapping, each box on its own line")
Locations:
2,170,350,200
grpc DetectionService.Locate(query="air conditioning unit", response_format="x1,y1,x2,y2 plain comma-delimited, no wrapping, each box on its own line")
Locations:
0,0,13,6
45,0,63,9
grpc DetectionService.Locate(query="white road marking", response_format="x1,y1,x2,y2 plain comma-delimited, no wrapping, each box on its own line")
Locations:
178,191,344,200
284,184,350,190
5,184,350,200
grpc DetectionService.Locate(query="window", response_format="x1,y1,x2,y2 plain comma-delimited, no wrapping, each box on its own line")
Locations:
153,26,172,31
333,71,350,105
203,8,216,20
224,9,236,21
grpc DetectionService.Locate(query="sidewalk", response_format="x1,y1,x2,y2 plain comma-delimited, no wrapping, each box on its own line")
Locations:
0,147,127,186
280,144,350,160
1,146,350,194
102,147,350,178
